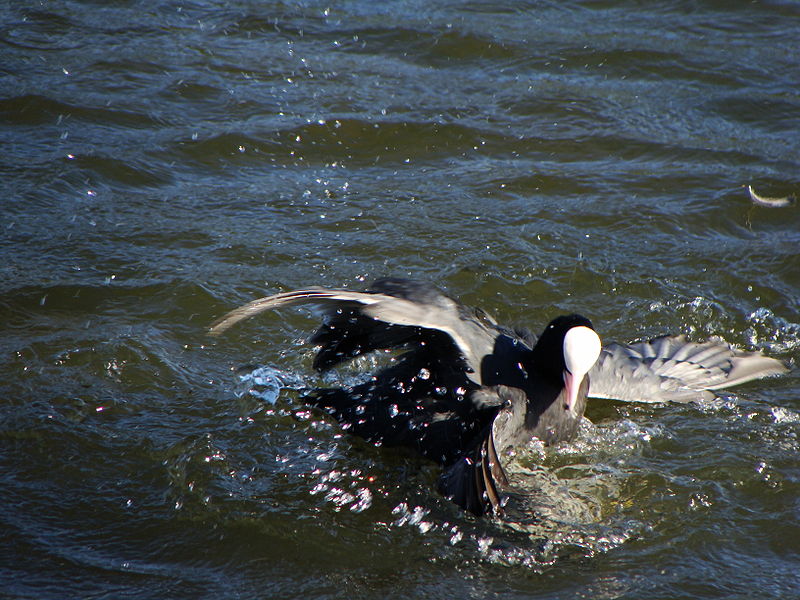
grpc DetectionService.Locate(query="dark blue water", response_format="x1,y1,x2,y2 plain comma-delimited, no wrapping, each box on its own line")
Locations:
2,1,799,598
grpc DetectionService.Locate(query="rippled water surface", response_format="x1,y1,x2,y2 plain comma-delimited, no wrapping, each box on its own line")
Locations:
2,1,799,598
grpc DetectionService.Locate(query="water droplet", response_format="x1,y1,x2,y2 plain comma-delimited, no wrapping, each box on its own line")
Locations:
350,487,372,513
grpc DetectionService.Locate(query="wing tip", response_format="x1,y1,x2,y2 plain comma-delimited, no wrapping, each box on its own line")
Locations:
208,316,233,336
707,353,790,390
206,287,340,336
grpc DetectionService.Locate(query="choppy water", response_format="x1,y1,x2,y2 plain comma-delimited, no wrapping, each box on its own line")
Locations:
2,1,799,598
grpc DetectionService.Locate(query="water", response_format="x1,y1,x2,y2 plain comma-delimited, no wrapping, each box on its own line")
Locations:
2,1,799,597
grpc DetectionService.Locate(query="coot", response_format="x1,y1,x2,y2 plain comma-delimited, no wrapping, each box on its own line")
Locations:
210,278,786,516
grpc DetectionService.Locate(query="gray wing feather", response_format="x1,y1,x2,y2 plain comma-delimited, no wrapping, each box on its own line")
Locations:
209,287,497,382
589,335,788,403
208,288,362,333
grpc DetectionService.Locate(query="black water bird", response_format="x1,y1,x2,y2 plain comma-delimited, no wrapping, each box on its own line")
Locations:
210,278,787,516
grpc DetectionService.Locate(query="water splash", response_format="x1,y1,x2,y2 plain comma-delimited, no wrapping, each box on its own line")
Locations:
371,415,660,568
309,467,376,513
645,296,800,359
392,502,434,533
771,405,800,424
745,307,800,355
235,365,307,405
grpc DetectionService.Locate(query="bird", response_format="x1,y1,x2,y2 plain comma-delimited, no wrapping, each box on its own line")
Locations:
209,278,787,516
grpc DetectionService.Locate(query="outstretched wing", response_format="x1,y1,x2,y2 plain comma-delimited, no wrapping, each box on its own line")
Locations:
209,278,498,383
588,335,788,403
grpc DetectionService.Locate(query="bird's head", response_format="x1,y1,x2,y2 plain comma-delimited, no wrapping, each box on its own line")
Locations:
535,314,601,416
